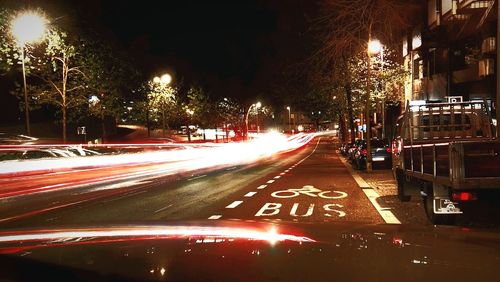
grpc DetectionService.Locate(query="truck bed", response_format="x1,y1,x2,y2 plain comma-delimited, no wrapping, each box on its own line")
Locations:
402,140,500,189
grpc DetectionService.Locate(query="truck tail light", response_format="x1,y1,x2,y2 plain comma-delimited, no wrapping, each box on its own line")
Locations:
452,192,477,201
386,148,392,153
361,149,367,156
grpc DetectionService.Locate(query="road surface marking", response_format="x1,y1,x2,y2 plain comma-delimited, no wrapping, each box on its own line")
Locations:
338,156,370,188
274,175,281,179
266,180,275,184
257,185,267,189
208,215,222,219
338,154,401,224
271,186,348,199
280,172,286,175
254,202,347,218
362,189,401,224
154,204,173,213
226,201,243,209
244,191,257,197
188,174,207,181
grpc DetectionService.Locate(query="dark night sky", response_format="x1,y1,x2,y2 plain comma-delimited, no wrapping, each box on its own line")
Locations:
77,0,315,101
1,0,316,123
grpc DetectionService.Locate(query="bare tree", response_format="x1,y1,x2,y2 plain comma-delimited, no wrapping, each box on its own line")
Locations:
310,0,419,143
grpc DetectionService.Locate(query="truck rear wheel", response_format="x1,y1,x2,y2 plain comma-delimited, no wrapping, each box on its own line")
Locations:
423,184,456,225
396,170,411,202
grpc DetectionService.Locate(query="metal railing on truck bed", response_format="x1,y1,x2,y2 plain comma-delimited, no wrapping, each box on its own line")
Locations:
405,101,494,142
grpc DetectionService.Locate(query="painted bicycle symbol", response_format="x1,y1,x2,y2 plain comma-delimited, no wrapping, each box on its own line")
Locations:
271,185,348,199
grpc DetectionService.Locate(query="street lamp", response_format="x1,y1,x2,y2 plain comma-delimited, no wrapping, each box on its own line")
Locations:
11,11,48,135
365,38,382,172
286,106,291,133
245,102,261,140
185,108,194,142
149,72,172,137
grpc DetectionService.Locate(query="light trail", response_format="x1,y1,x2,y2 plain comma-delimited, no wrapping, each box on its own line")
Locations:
0,133,317,198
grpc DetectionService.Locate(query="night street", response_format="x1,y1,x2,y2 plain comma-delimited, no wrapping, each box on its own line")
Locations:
0,137,427,229
1,1,500,280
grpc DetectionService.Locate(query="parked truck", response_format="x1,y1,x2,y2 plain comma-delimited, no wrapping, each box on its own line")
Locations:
392,100,500,224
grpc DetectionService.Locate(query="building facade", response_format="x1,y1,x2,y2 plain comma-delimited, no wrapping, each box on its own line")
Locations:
403,0,497,115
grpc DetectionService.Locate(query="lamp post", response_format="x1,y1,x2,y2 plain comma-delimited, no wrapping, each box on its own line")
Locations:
186,108,194,142
244,101,261,140
150,72,172,138
11,12,47,135
366,39,382,172
286,106,291,133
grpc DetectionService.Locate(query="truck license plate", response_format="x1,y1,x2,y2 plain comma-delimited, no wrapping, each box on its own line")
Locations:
373,157,385,161
433,198,463,214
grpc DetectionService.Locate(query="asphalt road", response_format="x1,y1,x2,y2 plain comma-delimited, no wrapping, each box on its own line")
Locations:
2,137,407,230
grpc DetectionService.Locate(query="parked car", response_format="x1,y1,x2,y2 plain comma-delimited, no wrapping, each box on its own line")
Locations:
352,138,392,170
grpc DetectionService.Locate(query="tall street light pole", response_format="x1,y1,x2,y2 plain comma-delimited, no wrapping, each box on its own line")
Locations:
11,12,47,136
244,101,261,140
366,38,382,172
286,106,291,133
150,73,172,138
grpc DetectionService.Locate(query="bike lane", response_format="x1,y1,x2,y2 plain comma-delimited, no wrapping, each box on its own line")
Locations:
207,138,385,223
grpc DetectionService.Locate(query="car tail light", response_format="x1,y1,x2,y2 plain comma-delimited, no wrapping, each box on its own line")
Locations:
391,141,399,154
361,149,367,156
452,192,477,201
386,147,392,153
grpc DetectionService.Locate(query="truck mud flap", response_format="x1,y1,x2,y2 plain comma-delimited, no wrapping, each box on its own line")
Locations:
433,198,463,214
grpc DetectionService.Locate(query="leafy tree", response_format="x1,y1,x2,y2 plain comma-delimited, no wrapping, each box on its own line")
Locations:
28,28,88,143
147,80,177,136
216,97,243,136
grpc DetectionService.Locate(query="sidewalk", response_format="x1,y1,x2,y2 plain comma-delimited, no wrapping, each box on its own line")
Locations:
342,156,429,225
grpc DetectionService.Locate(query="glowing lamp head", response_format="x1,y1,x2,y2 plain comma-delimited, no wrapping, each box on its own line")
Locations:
153,76,161,84
160,73,172,85
368,39,382,54
11,12,47,46
286,106,290,111
255,102,262,108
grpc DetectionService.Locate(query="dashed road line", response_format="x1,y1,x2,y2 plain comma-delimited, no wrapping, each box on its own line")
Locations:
208,215,222,219
188,174,207,181
226,201,243,209
244,191,257,197
257,185,267,189
280,172,286,175
154,204,173,214
266,180,275,184
274,175,281,179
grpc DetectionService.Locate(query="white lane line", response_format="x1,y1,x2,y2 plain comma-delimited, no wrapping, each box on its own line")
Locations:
188,174,207,181
274,175,281,179
280,172,286,175
266,180,275,184
338,156,370,188
208,215,222,219
154,204,173,214
363,189,401,224
257,185,267,189
244,191,257,197
338,153,401,224
226,201,243,209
